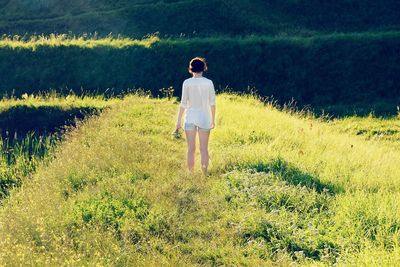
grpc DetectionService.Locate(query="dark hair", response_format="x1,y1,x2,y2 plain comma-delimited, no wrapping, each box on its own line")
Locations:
188,57,208,73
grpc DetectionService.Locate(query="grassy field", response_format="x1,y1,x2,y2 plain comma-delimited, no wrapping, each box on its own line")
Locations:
1,1,399,265
328,115,400,150
0,93,117,199
1,0,400,37
0,93,399,265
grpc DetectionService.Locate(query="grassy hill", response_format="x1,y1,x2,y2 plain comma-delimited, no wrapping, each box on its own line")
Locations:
1,93,399,265
0,93,116,199
1,32,399,107
1,1,400,265
1,1,400,108
1,0,400,37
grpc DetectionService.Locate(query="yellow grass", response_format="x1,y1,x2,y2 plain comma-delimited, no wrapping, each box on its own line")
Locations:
0,93,399,266
0,34,159,50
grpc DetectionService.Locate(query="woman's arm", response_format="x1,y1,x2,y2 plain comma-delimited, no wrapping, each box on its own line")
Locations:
210,105,216,129
176,106,185,130
209,81,216,129
176,81,188,130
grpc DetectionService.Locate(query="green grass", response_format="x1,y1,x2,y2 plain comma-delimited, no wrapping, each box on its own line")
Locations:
1,0,400,37
0,93,120,200
1,31,400,107
312,101,400,118
328,115,400,150
0,93,399,265
1,31,398,50
0,91,119,110
0,92,118,135
0,133,56,199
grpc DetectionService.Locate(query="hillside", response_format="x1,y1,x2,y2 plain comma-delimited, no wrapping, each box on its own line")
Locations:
1,0,400,108
1,0,400,37
1,32,400,107
0,93,399,265
0,93,116,199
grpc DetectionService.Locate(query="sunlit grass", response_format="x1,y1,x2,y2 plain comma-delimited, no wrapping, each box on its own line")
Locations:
1,31,399,50
0,34,159,50
0,91,119,110
0,93,121,200
0,93,399,265
328,115,400,150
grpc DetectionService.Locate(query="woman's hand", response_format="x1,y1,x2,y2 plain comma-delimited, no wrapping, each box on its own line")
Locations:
175,120,182,131
210,121,215,129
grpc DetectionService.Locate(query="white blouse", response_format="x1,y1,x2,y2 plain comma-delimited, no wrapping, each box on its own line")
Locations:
180,77,216,129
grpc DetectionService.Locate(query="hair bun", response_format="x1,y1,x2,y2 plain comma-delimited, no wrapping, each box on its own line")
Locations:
189,57,208,73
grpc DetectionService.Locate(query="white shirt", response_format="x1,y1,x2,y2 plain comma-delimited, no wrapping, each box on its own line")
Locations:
180,77,216,129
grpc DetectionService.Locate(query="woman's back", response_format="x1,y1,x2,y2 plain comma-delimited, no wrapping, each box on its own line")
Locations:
181,77,216,110
180,76,216,130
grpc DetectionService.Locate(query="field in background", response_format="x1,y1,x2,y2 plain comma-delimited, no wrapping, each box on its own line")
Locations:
0,32,399,110
1,0,400,37
1,0,399,111
0,92,399,265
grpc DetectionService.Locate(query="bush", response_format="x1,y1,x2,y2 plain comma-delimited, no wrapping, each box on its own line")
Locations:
0,32,399,105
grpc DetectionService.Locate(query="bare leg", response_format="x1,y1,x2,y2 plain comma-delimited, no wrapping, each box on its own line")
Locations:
198,129,211,176
185,129,197,174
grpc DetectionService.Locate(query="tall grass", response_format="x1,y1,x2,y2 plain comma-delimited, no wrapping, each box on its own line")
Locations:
0,93,399,265
0,93,119,200
0,132,57,199
1,132,57,163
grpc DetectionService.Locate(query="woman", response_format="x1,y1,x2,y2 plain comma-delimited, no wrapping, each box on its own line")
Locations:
175,57,216,176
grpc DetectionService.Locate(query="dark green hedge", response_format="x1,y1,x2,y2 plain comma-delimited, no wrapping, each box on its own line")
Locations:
1,32,399,105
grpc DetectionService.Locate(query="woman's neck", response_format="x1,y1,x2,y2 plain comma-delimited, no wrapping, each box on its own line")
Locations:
192,72,203,78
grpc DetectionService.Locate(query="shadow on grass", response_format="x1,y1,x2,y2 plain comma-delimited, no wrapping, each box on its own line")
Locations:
0,105,102,138
310,101,400,119
226,158,342,263
0,105,103,200
240,158,344,195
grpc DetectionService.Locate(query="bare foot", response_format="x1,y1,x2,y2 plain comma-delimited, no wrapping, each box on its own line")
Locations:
201,165,208,177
